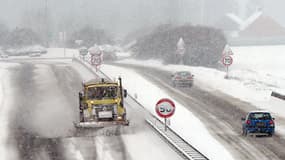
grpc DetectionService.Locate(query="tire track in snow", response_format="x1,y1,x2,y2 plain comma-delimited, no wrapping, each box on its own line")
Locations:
8,63,66,160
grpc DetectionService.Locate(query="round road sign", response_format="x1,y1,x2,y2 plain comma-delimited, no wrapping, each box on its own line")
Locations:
91,55,102,65
155,98,175,118
222,55,233,66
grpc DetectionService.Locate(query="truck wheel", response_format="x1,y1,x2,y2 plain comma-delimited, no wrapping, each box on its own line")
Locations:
80,113,84,122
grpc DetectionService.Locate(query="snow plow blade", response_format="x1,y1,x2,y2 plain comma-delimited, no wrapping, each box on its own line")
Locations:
74,120,129,129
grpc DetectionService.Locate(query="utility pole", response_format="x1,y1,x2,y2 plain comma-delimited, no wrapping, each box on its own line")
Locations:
200,0,205,25
44,0,48,47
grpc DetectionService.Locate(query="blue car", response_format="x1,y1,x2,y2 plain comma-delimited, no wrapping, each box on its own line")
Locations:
241,111,275,136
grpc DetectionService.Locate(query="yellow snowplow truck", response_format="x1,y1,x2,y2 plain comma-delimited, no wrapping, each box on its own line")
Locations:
74,77,129,128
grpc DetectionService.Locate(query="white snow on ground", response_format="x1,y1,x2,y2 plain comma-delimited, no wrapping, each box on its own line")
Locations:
116,51,133,58
2,47,282,159
0,63,20,160
114,46,285,116
43,48,79,58
68,44,285,159
120,130,185,160
31,64,76,137
99,64,234,160
112,45,285,135
231,45,285,94
72,60,184,160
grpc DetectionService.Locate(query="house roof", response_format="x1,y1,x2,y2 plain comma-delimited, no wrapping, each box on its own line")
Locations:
239,14,285,37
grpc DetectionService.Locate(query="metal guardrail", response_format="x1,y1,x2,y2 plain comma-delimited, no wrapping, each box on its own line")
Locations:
271,91,285,101
146,118,209,160
126,93,209,160
74,57,209,160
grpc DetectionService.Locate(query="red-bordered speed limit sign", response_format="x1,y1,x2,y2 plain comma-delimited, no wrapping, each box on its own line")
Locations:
91,55,102,66
155,98,175,118
222,55,233,66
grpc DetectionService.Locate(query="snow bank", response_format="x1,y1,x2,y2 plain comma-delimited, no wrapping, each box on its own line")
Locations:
43,48,79,58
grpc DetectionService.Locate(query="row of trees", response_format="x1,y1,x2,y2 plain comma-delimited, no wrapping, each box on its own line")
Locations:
66,26,113,48
132,24,226,68
0,22,113,49
0,24,43,48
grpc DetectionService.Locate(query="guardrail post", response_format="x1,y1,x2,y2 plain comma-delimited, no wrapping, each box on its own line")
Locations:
164,118,167,132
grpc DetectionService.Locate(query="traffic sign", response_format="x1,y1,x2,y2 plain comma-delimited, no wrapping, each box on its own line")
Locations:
222,55,233,66
91,55,102,65
222,44,234,55
155,98,175,118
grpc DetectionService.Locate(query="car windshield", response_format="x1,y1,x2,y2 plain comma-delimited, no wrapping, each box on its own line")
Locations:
177,72,191,77
249,112,272,120
87,86,117,99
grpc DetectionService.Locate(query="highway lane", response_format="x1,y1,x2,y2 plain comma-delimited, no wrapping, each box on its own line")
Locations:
3,58,183,160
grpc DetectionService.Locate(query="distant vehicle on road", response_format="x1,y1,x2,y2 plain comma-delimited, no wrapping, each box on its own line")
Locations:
5,45,47,56
79,47,88,56
241,111,275,136
29,52,41,57
0,50,8,58
171,71,194,87
27,45,47,55
0,54,8,58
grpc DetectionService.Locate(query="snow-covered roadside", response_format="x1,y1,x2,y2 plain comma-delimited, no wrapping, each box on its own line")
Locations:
100,64,234,160
114,58,285,115
71,60,185,160
0,63,20,160
111,44,285,137
43,48,79,58
231,45,285,95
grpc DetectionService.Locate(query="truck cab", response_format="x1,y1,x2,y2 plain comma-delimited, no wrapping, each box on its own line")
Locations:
76,78,129,128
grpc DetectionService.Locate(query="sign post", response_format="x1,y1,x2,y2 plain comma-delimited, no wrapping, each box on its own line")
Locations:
59,31,66,57
155,98,176,132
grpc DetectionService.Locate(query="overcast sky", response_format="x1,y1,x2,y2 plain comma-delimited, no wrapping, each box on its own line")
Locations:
0,0,285,38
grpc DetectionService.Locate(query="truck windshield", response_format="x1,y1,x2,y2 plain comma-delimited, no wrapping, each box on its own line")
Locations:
87,86,117,99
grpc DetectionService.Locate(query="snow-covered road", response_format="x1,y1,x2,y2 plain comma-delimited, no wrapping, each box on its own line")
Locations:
2,46,285,160
0,57,183,160
100,63,285,160
72,60,183,160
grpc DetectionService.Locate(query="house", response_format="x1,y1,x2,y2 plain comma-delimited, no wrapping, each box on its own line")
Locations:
215,10,285,45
